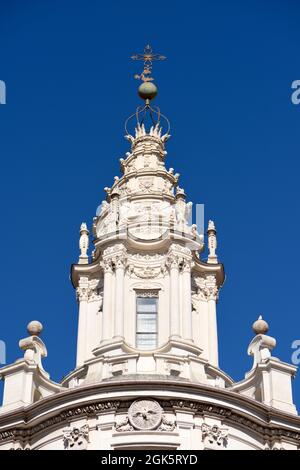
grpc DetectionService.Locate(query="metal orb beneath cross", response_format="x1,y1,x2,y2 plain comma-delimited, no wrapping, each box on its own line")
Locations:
138,82,158,101
128,399,162,430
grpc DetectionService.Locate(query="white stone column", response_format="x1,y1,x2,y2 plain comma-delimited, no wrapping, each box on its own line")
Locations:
206,276,219,367
182,260,193,341
195,299,210,360
169,257,181,338
76,277,89,367
84,290,103,360
101,260,113,342
114,258,125,339
208,299,218,367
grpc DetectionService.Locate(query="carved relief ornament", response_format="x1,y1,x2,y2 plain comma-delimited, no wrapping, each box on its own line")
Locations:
201,423,228,448
115,399,175,432
76,286,103,303
63,424,89,450
127,264,166,279
76,278,103,303
193,275,219,301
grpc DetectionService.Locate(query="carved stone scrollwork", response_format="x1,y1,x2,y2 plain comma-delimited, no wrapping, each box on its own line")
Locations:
201,423,228,448
130,266,161,279
126,252,167,279
63,424,89,450
158,415,176,432
139,177,154,193
115,416,134,432
131,253,165,262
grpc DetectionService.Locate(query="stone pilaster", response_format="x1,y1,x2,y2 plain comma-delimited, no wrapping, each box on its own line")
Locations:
113,254,126,340
181,259,193,341
168,254,181,339
76,277,89,367
194,275,219,367
101,260,114,343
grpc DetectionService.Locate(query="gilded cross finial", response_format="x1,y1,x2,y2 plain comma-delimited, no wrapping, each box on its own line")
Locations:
131,44,166,82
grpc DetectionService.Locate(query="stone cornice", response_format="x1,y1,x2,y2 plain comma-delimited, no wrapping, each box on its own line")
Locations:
111,168,178,191
93,227,202,254
0,379,300,444
71,261,101,289
1,394,300,446
192,254,225,288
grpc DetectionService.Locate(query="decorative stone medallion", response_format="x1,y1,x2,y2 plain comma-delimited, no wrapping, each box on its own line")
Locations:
128,399,162,430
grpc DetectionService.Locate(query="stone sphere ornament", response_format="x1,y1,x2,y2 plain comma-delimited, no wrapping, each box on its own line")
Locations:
138,82,158,101
27,320,43,337
252,315,269,335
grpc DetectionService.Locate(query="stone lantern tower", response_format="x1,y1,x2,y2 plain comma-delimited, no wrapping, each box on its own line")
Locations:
71,106,224,380
0,46,299,450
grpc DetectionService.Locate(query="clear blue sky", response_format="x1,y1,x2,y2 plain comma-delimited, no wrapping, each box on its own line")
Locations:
0,0,300,408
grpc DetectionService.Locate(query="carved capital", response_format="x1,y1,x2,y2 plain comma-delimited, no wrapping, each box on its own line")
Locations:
76,286,90,302
114,255,127,270
167,244,192,270
76,278,103,303
103,245,127,271
181,258,193,273
167,254,181,270
193,275,219,301
102,259,114,274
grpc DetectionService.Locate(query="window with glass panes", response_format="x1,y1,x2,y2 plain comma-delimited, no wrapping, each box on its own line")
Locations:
136,293,158,350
